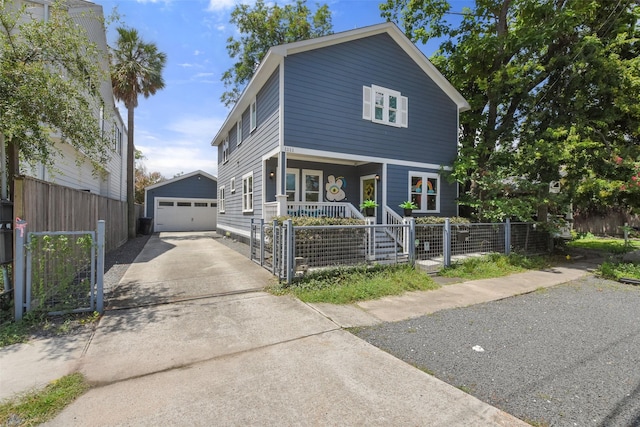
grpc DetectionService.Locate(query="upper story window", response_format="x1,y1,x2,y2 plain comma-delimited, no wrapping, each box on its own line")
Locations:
236,119,243,146
222,135,229,164
250,98,257,132
113,125,123,154
363,85,408,128
409,172,440,213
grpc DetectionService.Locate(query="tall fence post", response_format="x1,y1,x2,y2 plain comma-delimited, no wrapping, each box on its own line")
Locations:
407,217,415,267
14,218,27,321
443,217,451,267
96,220,105,314
272,219,278,276
249,218,254,261
365,217,375,260
505,218,511,256
259,218,265,267
286,219,293,285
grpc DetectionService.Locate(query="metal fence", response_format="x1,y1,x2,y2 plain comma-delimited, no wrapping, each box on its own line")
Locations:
251,218,552,282
13,219,105,320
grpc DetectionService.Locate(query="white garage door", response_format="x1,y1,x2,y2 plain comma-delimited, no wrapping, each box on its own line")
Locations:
154,197,217,232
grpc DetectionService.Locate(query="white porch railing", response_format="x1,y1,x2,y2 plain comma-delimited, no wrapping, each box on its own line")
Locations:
385,206,407,251
264,202,278,220
287,202,364,219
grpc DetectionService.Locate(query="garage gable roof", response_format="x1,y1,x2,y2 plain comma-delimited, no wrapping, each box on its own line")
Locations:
145,170,217,191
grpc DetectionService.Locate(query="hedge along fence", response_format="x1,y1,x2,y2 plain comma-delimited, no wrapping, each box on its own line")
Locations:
269,217,367,268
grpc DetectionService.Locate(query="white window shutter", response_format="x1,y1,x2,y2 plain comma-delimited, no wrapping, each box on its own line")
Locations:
362,86,372,120
400,96,408,127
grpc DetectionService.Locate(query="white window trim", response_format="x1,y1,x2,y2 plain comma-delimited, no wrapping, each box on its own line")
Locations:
230,177,236,194
250,98,257,132
219,185,225,213
242,171,253,212
363,85,408,128
408,171,440,213
284,168,300,202
236,119,243,146
222,135,229,164
302,169,323,203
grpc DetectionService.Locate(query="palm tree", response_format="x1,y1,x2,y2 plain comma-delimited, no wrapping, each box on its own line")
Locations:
111,27,167,239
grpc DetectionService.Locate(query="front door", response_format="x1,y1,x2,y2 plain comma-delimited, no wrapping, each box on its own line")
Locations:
360,175,377,216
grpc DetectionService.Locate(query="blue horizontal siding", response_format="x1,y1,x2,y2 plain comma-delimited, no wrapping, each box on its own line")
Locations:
283,33,458,166
146,174,217,219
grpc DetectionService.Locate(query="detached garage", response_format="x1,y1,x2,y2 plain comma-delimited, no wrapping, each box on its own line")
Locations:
144,170,217,232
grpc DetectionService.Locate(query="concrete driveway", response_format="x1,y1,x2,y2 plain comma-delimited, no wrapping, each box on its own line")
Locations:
45,232,525,426
106,232,271,309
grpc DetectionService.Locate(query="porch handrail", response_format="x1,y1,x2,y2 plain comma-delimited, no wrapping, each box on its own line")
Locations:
287,202,364,220
384,206,406,249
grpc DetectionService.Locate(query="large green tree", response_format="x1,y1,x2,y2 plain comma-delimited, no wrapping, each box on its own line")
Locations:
0,0,110,197
381,0,640,221
221,0,333,107
111,27,166,238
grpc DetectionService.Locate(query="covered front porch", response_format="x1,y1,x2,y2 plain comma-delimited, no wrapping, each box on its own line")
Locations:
261,150,389,222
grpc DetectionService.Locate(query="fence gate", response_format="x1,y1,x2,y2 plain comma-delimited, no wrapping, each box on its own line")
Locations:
250,219,292,282
14,219,105,320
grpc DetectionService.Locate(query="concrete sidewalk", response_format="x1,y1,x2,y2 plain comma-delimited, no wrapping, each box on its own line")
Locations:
309,262,595,327
0,233,595,425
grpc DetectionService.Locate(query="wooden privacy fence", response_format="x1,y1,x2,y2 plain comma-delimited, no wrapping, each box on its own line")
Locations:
14,176,127,252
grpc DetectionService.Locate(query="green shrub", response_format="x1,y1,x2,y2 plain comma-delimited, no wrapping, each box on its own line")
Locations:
414,216,471,224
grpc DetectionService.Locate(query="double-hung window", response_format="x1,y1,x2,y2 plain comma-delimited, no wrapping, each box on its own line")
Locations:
362,85,408,128
408,172,440,213
222,135,229,164
236,119,243,146
242,172,253,212
219,186,225,213
250,98,257,132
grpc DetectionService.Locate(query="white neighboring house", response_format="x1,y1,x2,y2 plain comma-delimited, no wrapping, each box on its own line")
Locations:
19,0,127,202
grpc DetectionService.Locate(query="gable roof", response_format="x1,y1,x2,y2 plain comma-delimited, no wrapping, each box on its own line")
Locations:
145,170,217,191
212,21,470,146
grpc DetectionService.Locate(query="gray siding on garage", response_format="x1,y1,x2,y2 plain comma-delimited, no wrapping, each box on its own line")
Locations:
283,33,458,166
146,173,217,220
217,67,280,237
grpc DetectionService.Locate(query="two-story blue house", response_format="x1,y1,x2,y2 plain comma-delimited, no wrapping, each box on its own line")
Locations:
211,22,469,241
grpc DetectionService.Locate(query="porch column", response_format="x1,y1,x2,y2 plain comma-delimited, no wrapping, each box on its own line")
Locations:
276,151,287,216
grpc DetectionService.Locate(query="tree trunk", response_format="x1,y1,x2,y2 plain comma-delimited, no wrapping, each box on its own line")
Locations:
127,106,136,239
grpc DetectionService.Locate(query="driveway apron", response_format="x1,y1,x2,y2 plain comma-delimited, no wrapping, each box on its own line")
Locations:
48,231,526,426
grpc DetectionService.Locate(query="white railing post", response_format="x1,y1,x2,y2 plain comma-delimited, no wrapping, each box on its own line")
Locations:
365,217,375,260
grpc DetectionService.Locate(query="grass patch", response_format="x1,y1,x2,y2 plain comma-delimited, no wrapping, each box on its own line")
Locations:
0,373,89,426
567,235,640,254
439,253,551,280
271,265,439,304
597,261,640,281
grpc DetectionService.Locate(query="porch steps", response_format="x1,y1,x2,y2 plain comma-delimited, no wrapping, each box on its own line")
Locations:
369,229,409,264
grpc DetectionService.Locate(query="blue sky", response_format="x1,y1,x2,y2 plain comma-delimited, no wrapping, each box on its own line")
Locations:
97,0,466,179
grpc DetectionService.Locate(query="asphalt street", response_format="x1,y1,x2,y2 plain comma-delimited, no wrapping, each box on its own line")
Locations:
354,275,640,427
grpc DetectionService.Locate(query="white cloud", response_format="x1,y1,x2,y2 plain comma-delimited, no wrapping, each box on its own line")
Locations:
135,115,223,178
178,63,195,68
194,50,203,56
194,72,215,78
206,0,237,12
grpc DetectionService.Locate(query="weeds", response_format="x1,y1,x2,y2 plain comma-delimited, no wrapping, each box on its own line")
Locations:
0,373,89,426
